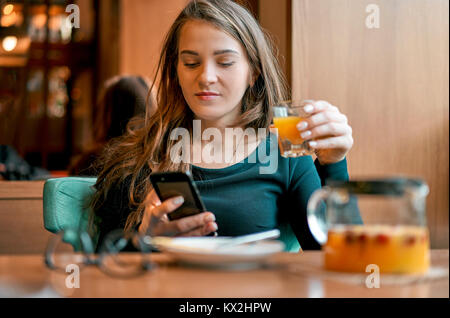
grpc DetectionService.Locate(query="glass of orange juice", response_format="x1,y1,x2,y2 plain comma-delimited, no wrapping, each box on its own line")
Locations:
272,100,315,157
307,178,430,274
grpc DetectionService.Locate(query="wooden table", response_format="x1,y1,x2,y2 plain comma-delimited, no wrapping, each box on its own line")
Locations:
0,250,447,298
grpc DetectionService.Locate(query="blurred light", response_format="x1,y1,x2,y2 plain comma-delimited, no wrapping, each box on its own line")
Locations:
1,11,17,27
3,4,14,15
32,13,47,29
2,36,17,52
49,15,61,31
61,17,73,43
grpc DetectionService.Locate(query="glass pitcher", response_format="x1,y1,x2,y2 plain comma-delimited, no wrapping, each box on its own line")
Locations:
306,178,430,274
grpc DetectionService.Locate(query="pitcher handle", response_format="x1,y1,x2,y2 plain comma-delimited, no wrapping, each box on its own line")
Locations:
307,187,331,245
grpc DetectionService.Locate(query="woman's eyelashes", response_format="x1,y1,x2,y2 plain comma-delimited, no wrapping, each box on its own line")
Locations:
182,61,235,68
184,62,199,68
219,61,235,67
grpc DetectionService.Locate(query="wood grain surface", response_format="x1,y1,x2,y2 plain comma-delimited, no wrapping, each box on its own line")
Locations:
119,0,188,79
0,250,447,298
0,181,50,254
292,0,449,248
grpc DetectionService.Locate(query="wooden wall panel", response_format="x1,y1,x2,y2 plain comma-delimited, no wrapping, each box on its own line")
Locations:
119,0,189,79
259,0,291,85
98,0,120,89
292,0,449,248
0,181,51,254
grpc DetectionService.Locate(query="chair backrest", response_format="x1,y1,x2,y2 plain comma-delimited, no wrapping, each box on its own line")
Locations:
278,223,301,253
43,177,98,250
43,177,301,252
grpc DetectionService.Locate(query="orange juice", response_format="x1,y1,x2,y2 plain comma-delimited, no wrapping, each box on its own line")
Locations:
324,225,430,274
273,116,305,144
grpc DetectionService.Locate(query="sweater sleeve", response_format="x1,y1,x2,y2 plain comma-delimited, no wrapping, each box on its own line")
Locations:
314,157,349,186
286,157,350,250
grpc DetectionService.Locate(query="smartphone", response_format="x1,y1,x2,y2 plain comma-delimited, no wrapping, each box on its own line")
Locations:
149,171,206,221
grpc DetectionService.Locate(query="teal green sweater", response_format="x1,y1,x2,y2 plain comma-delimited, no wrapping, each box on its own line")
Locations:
191,133,354,251
95,133,359,252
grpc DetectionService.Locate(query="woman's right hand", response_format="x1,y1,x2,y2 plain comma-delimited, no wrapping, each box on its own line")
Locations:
138,189,218,237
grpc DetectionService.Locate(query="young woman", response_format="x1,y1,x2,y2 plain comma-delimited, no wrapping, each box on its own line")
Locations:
90,0,357,252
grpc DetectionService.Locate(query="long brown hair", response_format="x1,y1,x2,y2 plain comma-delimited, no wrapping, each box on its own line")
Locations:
90,0,289,234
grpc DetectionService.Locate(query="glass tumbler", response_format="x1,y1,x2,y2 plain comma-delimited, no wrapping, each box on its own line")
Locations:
272,100,315,158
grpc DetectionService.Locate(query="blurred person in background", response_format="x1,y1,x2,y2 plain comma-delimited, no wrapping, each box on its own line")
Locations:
69,75,155,176
0,145,51,180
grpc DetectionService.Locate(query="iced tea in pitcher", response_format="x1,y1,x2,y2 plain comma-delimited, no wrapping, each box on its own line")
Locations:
324,225,430,273
307,178,430,274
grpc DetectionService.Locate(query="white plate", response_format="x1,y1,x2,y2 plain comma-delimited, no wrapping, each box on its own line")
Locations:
153,237,285,270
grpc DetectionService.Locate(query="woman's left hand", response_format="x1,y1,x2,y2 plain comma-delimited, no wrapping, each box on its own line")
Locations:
296,100,353,165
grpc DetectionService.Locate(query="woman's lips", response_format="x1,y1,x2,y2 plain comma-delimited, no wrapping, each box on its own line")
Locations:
195,92,220,101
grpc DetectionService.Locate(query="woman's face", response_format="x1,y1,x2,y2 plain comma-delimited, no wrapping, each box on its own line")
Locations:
177,20,253,127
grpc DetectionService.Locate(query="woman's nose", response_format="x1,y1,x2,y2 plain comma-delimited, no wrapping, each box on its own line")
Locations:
198,63,218,86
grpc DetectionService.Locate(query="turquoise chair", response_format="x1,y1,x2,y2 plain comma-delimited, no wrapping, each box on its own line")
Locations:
43,177,98,251
43,177,301,252
277,223,301,252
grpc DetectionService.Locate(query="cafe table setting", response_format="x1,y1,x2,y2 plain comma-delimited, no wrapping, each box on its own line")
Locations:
1,177,448,298
0,229,448,298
